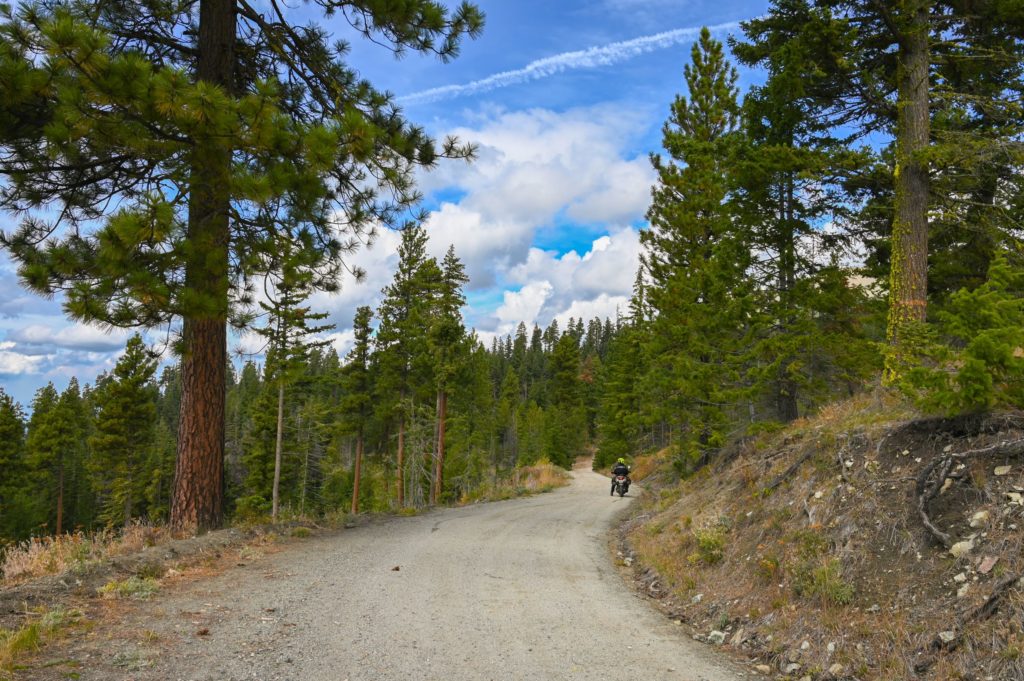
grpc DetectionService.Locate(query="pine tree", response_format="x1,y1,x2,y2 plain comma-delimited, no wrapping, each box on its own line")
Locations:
904,251,1024,412
254,237,333,522
738,1,1024,379
641,27,750,468
374,227,436,507
429,246,468,504
89,334,159,524
732,23,879,421
340,306,373,514
0,388,29,541
25,380,89,534
545,333,585,468
0,0,483,531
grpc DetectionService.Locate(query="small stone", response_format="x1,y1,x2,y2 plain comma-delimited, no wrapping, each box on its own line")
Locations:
979,556,998,574
953,572,967,583
1006,492,1023,505
957,583,971,598
730,628,746,646
943,444,953,453
939,478,953,494
814,491,823,499
623,557,633,567
866,603,880,613
783,663,802,674
994,465,1012,476
938,631,956,644
691,593,703,604
708,630,727,645
829,663,845,676
950,538,975,558
754,664,772,675
969,511,990,528
799,676,812,681
827,642,836,654
800,640,811,651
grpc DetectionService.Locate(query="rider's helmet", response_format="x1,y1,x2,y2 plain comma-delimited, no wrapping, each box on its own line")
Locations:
617,458,626,464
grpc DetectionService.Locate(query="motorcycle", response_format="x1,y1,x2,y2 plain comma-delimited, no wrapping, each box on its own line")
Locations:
610,474,630,497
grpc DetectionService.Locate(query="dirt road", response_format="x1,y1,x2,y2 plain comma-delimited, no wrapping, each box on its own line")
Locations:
68,465,744,681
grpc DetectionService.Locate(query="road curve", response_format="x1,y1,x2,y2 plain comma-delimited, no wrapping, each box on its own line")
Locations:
101,465,744,681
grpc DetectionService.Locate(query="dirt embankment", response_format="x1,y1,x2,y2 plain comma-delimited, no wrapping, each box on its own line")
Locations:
618,394,1024,681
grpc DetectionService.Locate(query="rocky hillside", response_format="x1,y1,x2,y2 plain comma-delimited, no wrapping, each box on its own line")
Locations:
619,393,1024,680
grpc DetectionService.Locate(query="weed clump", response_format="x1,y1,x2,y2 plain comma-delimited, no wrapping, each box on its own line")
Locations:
98,576,160,600
0,608,83,675
792,559,854,606
692,527,726,565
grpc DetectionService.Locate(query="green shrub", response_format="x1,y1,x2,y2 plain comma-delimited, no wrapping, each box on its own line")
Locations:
792,559,854,606
900,251,1024,413
694,527,726,565
98,576,159,600
234,495,271,523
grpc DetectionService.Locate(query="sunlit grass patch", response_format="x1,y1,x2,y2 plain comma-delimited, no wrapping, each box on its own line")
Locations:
0,608,84,677
98,576,159,600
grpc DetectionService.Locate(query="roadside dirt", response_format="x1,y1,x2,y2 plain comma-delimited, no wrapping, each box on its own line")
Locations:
16,464,746,681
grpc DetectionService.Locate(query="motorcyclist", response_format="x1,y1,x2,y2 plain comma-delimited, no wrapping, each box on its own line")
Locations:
610,457,631,495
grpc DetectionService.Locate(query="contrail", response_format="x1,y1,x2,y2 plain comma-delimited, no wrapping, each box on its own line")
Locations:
399,21,740,105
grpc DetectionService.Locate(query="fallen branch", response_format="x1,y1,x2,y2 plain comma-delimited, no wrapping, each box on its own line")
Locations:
916,572,1023,674
764,447,816,492
961,572,1022,626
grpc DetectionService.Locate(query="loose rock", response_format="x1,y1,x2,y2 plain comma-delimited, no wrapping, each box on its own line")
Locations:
950,539,974,558
708,630,727,645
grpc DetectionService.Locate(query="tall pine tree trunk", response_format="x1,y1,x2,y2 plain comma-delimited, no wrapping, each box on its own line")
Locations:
56,462,64,535
777,175,799,422
350,429,363,515
431,390,447,505
272,379,284,522
172,0,234,532
885,2,931,380
396,415,405,507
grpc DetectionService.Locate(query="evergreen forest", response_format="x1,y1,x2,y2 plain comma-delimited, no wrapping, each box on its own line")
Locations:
1,1,1023,548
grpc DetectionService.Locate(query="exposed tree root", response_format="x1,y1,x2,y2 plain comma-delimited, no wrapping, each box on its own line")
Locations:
915,438,1024,548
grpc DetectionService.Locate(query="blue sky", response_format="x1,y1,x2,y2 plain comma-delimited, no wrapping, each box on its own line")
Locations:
0,0,771,407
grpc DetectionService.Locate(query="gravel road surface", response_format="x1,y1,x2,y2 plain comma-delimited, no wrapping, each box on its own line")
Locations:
78,465,744,681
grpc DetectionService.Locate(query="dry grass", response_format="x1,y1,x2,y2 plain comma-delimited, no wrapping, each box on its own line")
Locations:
1,521,170,584
461,459,571,504
622,392,1024,681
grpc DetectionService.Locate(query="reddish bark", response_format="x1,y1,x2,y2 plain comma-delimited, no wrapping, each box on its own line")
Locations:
170,0,234,533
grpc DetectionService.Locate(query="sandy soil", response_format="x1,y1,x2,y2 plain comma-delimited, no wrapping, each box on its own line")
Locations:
33,466,745,681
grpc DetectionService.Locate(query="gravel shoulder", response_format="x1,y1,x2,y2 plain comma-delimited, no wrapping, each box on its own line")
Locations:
35,465,745,681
